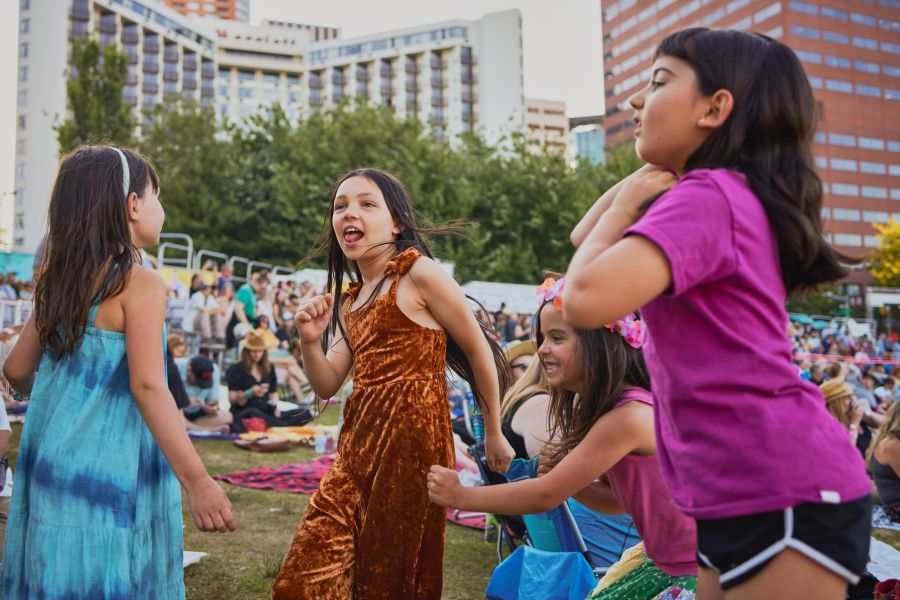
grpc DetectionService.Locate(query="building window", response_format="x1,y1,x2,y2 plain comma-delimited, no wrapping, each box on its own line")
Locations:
882,42,900,55
832,183,860,197
833,207,861,220
15,139,24,155
890,141,900,153
754,2,781,23
865,236,880,248
15,163,25,180
814,131,826,143
829,133,855,146
824,55,850,69
856,60,880,74
852,36,878,50
864,211,890,223
860,136,885,150
851,12,877,26
825,79,853,93
892,189,900,201
821,207,830,219
795,50,821,64
238,70,255,82
823,31,849,44
19,0,30,9
890,164,900,176
857,84,881,97
788,1,817,15
830,158,858,171
19,19,29,34
17,114,25,130
17,90,26,106
791,24,819,39
886,89,900,101
808,76,823,89
821,7,848,20
834,234,862,247
18,66,27,82
863,187,889,199
861,161,887,174
18,42,28,58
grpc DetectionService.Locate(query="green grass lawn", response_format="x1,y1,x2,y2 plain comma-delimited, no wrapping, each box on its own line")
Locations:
5,413,900,599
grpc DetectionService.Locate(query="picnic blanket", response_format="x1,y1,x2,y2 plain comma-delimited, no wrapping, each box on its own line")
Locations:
215,455,336,494
215,455,487,528
874,505,900,533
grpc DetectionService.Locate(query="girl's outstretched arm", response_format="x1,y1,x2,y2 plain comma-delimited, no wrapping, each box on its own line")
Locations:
428,401,652,515
294,294,353,399
3,316,42,394
124,268,235,533
407,258,515,472
565,168,675,329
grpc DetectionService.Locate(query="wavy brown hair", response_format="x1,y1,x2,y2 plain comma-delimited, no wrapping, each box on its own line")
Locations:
34,146,159,357
653,28,853,293
312,168,511,409
536,276,650,466
239,347,272,381
867,400,900,469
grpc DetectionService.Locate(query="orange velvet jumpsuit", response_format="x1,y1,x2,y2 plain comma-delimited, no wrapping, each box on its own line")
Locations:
273,248,455,599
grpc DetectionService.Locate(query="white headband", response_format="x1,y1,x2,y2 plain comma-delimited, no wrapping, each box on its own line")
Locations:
111,147,129,199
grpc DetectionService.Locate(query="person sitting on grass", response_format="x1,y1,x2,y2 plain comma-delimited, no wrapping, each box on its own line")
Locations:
869,401,900,524
225,329,313,433
181,355,232,434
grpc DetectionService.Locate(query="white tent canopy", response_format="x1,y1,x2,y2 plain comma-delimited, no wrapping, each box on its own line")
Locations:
462,280,539,315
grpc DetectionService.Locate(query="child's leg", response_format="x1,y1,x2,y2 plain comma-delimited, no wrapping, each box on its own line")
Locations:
272,463,360,600
726,549,846,600
697,566,725,600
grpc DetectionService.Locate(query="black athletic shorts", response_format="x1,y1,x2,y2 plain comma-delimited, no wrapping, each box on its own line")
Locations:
696,495,871,590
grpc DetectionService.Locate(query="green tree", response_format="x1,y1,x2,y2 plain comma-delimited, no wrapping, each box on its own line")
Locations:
56,39,135,153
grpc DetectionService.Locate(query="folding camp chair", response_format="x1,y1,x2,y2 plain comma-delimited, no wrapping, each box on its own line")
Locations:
469,443,531,562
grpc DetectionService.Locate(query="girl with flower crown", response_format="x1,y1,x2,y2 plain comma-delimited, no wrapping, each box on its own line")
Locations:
428,275,698,599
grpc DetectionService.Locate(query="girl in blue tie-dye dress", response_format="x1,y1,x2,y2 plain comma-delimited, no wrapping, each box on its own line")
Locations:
1,146,235,599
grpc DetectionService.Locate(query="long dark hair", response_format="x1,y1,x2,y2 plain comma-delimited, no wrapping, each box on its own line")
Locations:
34,145,159,357
315,167,510,409
652,28,852,294
535,280,650,465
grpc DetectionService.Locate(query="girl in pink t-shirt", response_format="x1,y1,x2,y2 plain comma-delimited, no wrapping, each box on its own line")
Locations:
428,275,697,599
564,28,871,599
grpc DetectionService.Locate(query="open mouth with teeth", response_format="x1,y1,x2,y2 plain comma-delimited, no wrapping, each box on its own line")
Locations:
542,360,561,376
343,226,364,244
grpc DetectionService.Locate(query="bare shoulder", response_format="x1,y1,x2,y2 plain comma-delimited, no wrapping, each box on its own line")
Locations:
407,255,457,290
123,266,167,303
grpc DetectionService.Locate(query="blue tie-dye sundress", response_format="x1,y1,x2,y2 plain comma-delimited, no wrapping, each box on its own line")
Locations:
1,303,184,599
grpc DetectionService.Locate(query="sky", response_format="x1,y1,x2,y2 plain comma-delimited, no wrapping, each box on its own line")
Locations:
0,1,605,242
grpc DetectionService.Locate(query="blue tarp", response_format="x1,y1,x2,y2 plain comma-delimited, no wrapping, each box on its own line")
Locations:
0,252,36,280
485,546,596,600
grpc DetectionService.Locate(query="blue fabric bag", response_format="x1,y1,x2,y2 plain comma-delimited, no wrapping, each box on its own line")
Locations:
485,545,597,600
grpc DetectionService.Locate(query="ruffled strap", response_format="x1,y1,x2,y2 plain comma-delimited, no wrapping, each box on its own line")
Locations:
385,247,422,277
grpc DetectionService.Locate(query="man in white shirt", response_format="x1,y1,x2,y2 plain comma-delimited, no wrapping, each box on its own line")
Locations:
183,283,219,339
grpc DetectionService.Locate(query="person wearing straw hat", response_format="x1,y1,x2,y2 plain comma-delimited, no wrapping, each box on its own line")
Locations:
224,329,312,433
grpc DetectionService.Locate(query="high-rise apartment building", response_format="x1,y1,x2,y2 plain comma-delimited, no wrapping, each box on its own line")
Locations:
12,0,525,252
601,0,900,260
163,0,249,22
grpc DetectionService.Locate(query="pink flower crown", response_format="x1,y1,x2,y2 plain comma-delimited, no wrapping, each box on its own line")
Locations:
536,277,645,349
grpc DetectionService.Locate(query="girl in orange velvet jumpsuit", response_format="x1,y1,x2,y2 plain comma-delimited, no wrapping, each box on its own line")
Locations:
272,168,514,599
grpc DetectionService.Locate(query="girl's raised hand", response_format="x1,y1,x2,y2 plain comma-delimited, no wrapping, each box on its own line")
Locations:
427,465,463,508
484,431,515,473
611,166,678,217
293,293,334,343
185,476,236,533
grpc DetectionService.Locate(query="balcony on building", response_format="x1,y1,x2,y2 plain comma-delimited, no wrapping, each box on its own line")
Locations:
404,59,420,74
142,81,159,94
431,94,447,107
144,36,160,54
430,75,446,88
461,89,477,103
163,66,179,82
355,66,370,82
201,61,215,80
379,62,393,78
429,56,447,71
70,0,90,22
460,47,475,65
183,53,197,71
164,45,179,64
380,83,393,96
143,56,159,74
122,25,139,45
98,14,117,34
183,75,197,91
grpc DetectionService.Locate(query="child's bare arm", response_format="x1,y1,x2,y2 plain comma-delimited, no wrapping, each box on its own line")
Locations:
124,268,234,532
2,316,42,394
295,294,353,399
